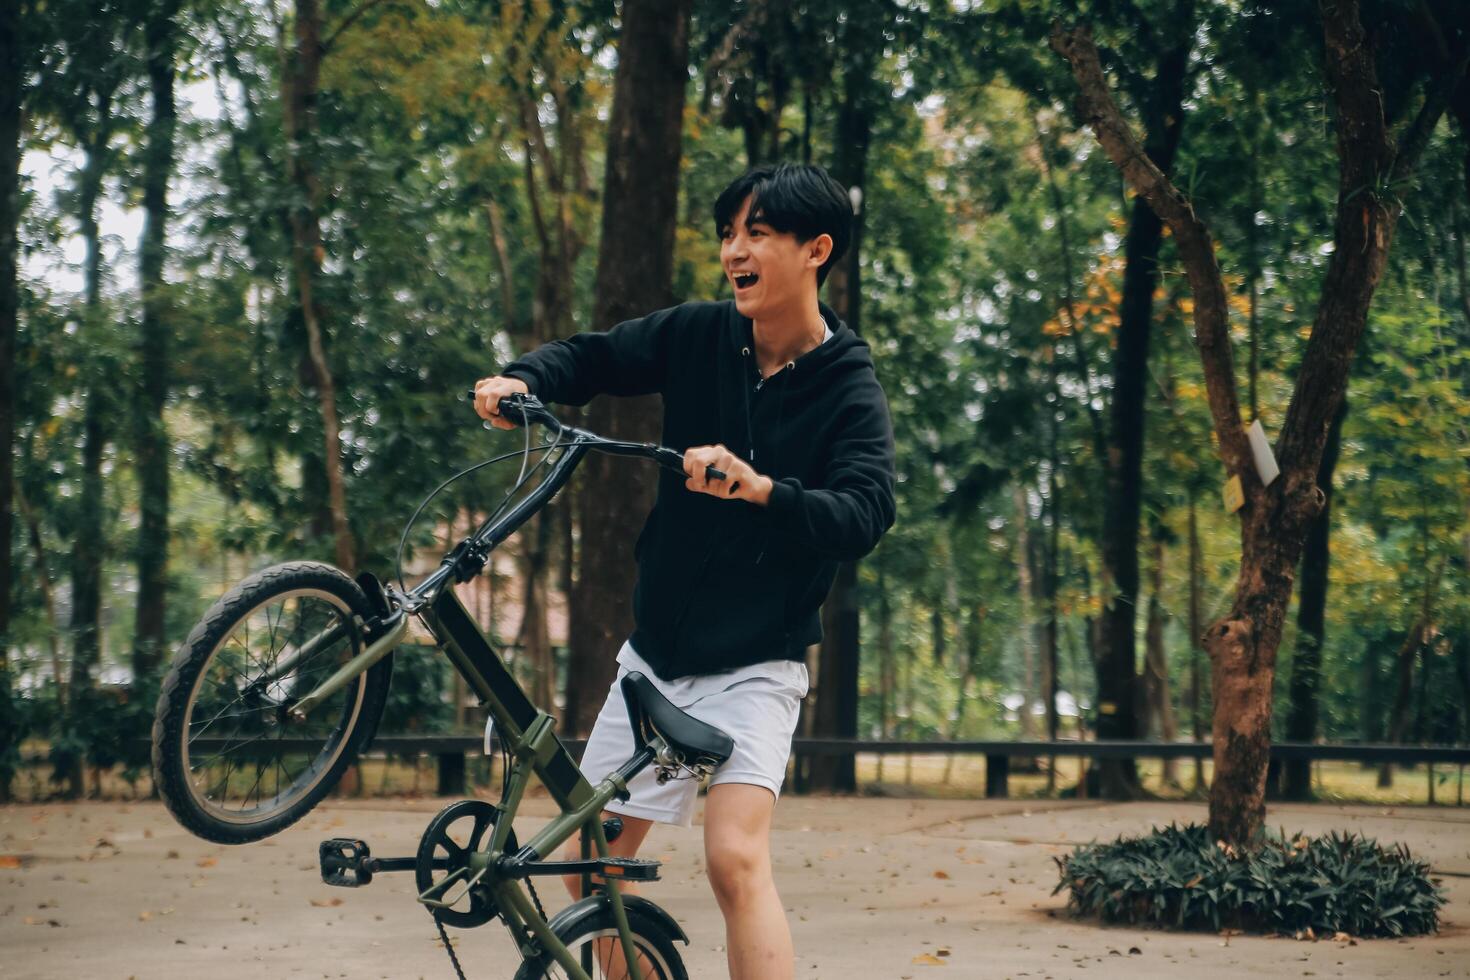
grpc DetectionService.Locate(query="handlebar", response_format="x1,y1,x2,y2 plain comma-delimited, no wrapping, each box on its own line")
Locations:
467,389,728,484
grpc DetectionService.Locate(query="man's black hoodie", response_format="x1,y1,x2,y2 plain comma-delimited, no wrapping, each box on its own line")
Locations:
501,300,896,680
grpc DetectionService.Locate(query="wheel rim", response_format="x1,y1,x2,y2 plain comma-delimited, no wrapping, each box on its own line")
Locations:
544,927,673,980
180,587,368,826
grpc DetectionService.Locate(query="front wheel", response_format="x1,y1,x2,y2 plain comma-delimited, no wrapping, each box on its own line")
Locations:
152,561,393,844
512,902,689,980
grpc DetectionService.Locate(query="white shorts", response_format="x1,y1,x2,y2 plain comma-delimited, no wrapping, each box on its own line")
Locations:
575,639,809,827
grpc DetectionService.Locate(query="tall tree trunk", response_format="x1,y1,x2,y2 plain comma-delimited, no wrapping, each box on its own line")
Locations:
1188,496,1205,790
1378,621,1428,788
132,0,179,684
284,0,355,572
67,97,114,799
1052,0,1463,845
1013,484,1038,738
807,67,871,793
17,489,63,705
564,0,691,735
1283,397,1346,799
1378,556,1446,786
875,559,893,783
1042,381,1061,789
1093,33,1188,798
944,603,983,783
1142,536,1179,785
1455,634,1470,743
518,512,555,717
0,0,20,676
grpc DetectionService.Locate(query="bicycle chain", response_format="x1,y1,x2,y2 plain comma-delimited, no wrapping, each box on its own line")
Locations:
436,916,469,980
433,880,548,979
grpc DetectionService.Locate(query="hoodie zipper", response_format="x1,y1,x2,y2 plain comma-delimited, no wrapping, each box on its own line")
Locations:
742,344,796,566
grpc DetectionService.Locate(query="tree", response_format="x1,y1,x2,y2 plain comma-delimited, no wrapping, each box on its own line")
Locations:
0,0,29,804
564,0,693,735
1051,0,1470,844
132,0,181,683
1282,398,1346,799
1088,2,1194,798
283,0,355,572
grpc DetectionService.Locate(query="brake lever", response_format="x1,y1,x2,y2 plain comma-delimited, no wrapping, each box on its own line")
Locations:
465,388,553,430
650,446,729,486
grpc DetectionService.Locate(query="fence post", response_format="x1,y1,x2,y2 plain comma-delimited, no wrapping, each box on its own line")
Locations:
985,753,1010,799
437,751,466,796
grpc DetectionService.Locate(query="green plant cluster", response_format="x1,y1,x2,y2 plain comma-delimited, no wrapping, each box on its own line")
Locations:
1054,823,1445,938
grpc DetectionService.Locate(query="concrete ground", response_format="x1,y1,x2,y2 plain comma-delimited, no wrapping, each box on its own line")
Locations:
2,794,1468,979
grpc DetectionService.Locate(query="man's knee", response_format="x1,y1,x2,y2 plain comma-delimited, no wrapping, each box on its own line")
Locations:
706,833,770,908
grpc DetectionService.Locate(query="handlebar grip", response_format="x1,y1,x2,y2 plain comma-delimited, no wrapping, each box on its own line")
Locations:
705,465,727,482
467,388,536,427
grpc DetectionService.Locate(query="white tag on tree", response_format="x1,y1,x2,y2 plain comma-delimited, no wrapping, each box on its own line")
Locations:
1246,419,1280,487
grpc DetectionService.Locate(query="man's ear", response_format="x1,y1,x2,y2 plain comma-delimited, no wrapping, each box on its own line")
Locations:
806,233,834,269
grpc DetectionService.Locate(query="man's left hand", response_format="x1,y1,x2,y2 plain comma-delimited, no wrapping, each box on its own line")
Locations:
682,444,773,506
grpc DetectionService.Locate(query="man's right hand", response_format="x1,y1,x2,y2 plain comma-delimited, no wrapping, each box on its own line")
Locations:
473,375,531,430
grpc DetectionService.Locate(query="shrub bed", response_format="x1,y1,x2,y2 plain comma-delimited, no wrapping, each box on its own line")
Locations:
1054,823,1445,938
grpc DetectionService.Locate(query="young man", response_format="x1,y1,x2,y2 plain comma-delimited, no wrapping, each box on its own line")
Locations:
472,163,896,979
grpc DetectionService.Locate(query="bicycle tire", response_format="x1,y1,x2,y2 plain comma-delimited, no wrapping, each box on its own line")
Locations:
512,903,689,980
152,561,393,844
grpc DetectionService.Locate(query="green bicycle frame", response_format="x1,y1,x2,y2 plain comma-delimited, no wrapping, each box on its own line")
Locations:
415,583,657,980
281,411,699,978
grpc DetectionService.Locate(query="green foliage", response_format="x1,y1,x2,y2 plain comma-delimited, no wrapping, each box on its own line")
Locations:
378,644,454,735
1055,823,1446,938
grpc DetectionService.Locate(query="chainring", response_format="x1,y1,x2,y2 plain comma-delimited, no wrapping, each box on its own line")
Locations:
415,799,515,929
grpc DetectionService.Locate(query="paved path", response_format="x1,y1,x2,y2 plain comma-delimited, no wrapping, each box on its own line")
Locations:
3,795,1467,978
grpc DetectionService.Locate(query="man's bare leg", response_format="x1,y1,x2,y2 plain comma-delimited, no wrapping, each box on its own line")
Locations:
558,811,654,980
559,810,654,899
703,783,793,980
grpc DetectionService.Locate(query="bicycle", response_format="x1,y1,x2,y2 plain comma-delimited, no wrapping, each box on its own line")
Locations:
150,392,738,979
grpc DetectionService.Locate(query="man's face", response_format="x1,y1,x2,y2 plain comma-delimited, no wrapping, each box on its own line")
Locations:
719,195,822,320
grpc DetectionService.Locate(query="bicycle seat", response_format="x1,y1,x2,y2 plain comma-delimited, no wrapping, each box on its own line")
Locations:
621,671,734,769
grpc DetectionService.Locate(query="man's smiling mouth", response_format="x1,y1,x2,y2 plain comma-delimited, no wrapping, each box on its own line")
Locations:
733,272,759,290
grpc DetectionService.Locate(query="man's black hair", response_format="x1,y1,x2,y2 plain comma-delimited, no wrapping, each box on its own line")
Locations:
713,163,853,288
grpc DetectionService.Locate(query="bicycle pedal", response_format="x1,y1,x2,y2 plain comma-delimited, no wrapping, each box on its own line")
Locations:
594,857,661,882
320,838,373,887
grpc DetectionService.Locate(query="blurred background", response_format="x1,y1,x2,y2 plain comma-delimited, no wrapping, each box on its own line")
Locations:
2,0,1466,805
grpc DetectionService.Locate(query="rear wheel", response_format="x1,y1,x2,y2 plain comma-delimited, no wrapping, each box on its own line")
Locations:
152,561,392,844
512,904,688,980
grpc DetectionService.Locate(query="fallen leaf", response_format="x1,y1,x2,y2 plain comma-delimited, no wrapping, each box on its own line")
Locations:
138,911,153,922
0,855,21,869
911,953,945,966
196,857,217,868
932,870,950,880
309,897,343,908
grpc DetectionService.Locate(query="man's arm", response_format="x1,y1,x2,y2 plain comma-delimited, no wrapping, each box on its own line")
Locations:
762,394,897,561
499,304,679,406
681,388,897,561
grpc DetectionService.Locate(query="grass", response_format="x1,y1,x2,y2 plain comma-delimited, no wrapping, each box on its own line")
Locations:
9,743,1468,807
851,753,1468,807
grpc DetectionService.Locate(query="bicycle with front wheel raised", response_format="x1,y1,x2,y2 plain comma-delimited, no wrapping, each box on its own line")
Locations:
150,393,737,979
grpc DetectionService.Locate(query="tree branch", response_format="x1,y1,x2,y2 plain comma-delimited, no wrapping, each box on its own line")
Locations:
322,0,392,54
1390,45,1469,184
1049,24,1252,482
